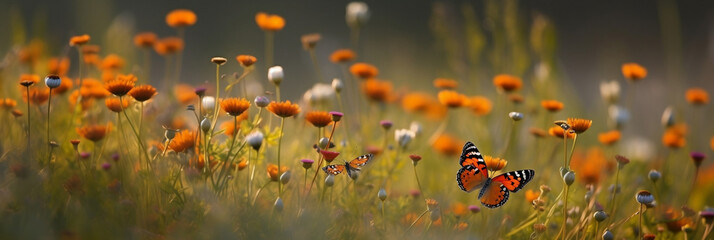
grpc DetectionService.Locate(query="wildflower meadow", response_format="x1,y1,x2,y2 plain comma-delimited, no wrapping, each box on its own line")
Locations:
0,1,713,239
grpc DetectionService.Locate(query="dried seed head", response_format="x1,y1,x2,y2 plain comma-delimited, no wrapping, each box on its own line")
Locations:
636,190,654,204
211,57,227,65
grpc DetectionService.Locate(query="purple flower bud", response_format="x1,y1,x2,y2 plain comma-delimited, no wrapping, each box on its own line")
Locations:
79,152,91,159
690,152,706,167
468,205,481,214
194,87,207,97
379,120,393,130
111,153,120,162
102,162,111,170
254,96,270,108
330,111,344,122
301,159,314,169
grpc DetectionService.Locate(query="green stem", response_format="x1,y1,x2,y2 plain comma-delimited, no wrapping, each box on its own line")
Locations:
560,184,570,240
46,89,52,160
265,31,274,69
413,164,423,194
639,203,644,239
407,209,429,231
25,86,31,157
309,49,324,83
119,96,152,170
277,117,285,197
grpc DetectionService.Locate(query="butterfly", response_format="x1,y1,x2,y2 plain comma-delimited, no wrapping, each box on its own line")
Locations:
456,141,535,208
322,154,374,177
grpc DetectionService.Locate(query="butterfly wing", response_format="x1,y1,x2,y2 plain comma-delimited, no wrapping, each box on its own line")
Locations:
491,169,535,193
459,142,488,178
322,165,346,175
348,154,374,170
478,180,510,208
457,165,488,192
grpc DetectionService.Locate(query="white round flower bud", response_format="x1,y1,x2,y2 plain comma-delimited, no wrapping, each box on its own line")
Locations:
268,66,284,86
45,75,62,89
332,78,343,93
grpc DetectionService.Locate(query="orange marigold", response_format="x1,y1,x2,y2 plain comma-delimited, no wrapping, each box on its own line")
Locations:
438,90,467,108
48,57,70,75
570,147,609,185
305,111,333,128
433,78,458,89
101,54,125,71
77,123,111,142
598,130,621,146
134,32,157,48
548,126,575,139
267,100,300,118
466,96,493,116
236,55,257,67
166,9,197,28
221,112,249,137
621,63,647,81
154,37,184,55
267,164,288,181
255,12,285,31
221,98,251,116
541,100,564,112
330,49,356,63
525,189,540,203
2,98,17,109
350,62,379,79
169,130,196,153
662,124,687,148
493,74,522,92
128,85,157,102
567,118,592,134
19,74,40,85
69,34,90,46
105,74,136,97
402,92,432,112
362,79,392,102
105,97,131,113
431,134,464,156
685,88,709,105
484,155,507,171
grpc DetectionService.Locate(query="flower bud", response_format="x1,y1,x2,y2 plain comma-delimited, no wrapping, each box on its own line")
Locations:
602,230,614,240
661,107,675,127
186,104,195,111
201,96,216,112
325,174,335,187
274,197,283,212
636,190,654,204
380,120,393,130
593,211,608,222
346,2,370,28
349,170,360,181
563,171,575,186
508,112,524,121
246,131,264,151
468,205,481,214
280,171,291,184
330,111,343,122
332,78,343,93
301,159,314,169
534,223,546,233
378,188,387,201
410,121,422,136
268,66,284,86
318,137,330,149
200,118,211,133
45,75,61,89
648,170,661,182
254,96,270,108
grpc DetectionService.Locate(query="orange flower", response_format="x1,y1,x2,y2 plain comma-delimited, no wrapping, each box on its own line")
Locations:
174,84,198,105
48,57,70,75
454,222,468,231
221,98,250,116
69,90,95,111
221,112,249,138
22,88,50,105
128,85,157,102
19,74,40,85
236,55,257,67
438,90,467,108
484,156,508,171
52,76,73,95
305,111,332,128
169,130,196,153
525,189,540,203
238,160,248,171
69,34,90,46
134,32,158,48
685,88,709,105
362,79,392,102
77,123,111,142
105,97,131,113
267,101,300,118
255,12,285,31
425,103,448,120
101,54,125,71
570,147,609,185
2,98,17,109
154,37,184,55
166,9,197,28
18,40,43,64
401,92,433,112
621,63,647,81
541,100,564,112
466,96,493,116
402,213,424,226
11,109,23,117
567,118,592,134
267,164,288,181
493,74,522,92
433,78,458,89
81,45,100,55
662,206,694,233
330,49,356,63
662,124,687,148
431,134,464,156
598,131,621,146
450,202,469,218
105,74,136,97
548,126,575,139
350,62,379,79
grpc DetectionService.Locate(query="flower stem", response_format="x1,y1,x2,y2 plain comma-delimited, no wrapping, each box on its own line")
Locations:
559,184,570,240
413,164,423,194
46,89,52,160
119,96,152,170
265,31,274,69
277,117,285,197
407,209,429,231
25,86,31,157
305,120,338,199
638,203,644,239
308,48,324,83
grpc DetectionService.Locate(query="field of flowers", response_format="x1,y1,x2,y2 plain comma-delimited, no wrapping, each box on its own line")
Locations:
0,1,713,239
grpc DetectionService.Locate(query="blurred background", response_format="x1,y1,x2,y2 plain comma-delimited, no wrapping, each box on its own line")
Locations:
1,0,713,137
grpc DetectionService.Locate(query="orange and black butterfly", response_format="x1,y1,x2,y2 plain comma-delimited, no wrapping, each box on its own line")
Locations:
456,142,535,208
322,154,374,177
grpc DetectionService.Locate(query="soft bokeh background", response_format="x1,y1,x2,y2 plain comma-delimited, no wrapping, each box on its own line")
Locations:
1,0,713,138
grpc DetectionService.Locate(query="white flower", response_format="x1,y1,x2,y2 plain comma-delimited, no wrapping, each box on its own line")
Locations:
268,66,284,86
332,78,343,93
600,80,620,104
346,2,370,28
409,121,421,136
395,128,416,148
201,96,215,113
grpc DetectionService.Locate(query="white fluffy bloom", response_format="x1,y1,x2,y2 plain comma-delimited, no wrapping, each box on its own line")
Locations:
268,66,284,86
346,2,370,28
395,128,416,148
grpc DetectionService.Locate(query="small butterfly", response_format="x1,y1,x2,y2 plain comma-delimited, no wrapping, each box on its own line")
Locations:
456,141,535,208
322,154,374,177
